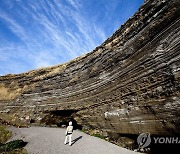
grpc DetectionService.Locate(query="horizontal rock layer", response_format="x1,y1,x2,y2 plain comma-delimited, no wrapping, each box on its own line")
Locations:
0,0,180,140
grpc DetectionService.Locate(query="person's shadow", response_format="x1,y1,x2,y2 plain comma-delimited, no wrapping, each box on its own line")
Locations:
71,136,82,145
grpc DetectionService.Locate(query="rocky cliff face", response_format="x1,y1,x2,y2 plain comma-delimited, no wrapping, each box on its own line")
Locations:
0,0,180,147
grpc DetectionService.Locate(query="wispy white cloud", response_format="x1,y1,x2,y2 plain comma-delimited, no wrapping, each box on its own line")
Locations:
0,0,108,74
67,0,80,9
0,12,27,42
0,0,143,75
93,25,107,43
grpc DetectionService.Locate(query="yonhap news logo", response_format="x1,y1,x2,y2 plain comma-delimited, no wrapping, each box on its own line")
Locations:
137,133,180,148
137,133,151,148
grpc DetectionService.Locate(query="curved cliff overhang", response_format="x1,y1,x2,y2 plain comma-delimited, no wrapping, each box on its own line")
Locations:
0,0,180,138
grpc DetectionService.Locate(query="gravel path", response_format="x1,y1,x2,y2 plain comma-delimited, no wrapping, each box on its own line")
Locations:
8,126,139,154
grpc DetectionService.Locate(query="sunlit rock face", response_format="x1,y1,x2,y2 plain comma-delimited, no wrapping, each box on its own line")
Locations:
0,0,180,141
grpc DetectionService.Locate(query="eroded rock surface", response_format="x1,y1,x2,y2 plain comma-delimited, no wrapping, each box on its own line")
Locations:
0,0,180,147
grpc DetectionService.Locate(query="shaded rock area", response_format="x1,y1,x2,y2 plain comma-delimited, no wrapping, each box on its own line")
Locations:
41,109,82,129
0,0,180,152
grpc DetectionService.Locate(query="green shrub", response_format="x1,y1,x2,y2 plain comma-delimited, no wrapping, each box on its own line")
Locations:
3,148,28,154
0,126,12,144
80,129,87,133
92,133,105,140
0,140,27,153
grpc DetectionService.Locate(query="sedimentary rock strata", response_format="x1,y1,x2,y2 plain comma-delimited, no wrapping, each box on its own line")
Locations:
0,0,180,145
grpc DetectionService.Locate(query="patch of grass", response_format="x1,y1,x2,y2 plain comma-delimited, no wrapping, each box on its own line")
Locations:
0,140,27,153
80,128,106,140
92,133,105,140
0,126,12,144
79,128,87,133
0,125,28,154
3,148,28,154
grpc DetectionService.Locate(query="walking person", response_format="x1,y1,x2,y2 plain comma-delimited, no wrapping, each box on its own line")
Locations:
64,121,73,146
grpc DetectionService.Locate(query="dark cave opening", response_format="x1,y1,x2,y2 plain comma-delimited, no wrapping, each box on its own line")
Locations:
50,110,77,117
57,118,82,130
41,109,82,130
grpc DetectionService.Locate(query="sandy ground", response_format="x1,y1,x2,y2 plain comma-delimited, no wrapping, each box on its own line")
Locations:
8,126,139,154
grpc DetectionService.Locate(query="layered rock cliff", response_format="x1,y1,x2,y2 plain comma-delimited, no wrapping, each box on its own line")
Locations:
0,0,180,148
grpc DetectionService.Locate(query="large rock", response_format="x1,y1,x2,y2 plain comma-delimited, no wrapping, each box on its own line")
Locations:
0,0,180,144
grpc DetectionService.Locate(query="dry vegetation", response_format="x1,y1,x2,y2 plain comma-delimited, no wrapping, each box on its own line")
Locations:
33,64,67,80
0,84,21,100
0,113,28,127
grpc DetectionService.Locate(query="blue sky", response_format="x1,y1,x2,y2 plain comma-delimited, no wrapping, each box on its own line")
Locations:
0,0,144,75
